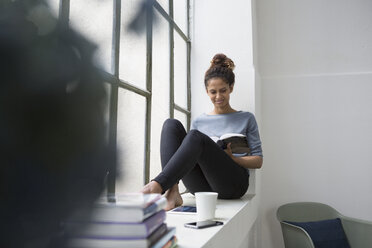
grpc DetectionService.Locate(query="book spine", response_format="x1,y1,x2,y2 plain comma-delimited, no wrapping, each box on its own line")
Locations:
89,196,166,223
146,223,168,245
162,236,177,248
91,207,145,223
109,193,162,208
67,210,166,239
150,227,177,248
67,224,169,248
144,197,167,218
143,210,166,236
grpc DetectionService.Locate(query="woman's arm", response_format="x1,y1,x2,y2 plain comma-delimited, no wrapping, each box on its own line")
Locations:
225,143,263,169
232,155,263,169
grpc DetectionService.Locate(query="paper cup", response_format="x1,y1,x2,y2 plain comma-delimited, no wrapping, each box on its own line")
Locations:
195,192,218,221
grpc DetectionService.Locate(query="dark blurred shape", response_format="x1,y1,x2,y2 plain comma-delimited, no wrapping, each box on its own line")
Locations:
0,1,115,247
127,0,158,35
0,0,156,246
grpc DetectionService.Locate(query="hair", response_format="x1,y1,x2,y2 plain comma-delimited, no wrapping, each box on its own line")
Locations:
204,53,235,88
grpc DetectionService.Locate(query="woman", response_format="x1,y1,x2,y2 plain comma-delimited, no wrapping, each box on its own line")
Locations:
142,53,263,210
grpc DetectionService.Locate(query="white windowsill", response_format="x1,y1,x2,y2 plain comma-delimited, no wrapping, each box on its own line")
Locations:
165,192,258,248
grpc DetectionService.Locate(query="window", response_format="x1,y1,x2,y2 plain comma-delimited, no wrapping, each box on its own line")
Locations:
49,0,191,194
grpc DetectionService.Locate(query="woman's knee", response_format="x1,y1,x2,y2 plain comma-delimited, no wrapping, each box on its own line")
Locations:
162,118,185,134
163,118,182,129
185,129,206,143
187,129,201,136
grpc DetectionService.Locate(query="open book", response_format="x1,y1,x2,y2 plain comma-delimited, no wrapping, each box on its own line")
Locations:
210,133,250,154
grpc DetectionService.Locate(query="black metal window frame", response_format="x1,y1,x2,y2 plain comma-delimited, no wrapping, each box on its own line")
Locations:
58,0,191,194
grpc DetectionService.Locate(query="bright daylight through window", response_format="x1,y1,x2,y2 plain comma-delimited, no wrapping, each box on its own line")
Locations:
47,0,191,194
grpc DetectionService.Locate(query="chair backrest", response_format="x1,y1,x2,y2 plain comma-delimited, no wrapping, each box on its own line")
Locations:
277,202,342,248
277,202,341,222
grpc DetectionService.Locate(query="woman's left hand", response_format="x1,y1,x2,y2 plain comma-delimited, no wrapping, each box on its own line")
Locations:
224,143,263,169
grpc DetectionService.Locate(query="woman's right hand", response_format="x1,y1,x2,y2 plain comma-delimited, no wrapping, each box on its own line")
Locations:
224,143,234,159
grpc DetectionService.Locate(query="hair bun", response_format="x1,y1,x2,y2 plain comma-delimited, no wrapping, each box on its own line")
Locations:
210,53,235,71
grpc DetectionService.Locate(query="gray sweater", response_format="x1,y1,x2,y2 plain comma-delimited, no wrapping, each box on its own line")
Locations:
191,111,263,157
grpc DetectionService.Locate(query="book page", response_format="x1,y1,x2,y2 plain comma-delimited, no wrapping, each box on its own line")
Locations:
96,193,161,207
219,133,245,140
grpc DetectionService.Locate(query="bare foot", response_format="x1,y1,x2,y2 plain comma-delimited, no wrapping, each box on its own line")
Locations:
164,184,183,211
141,181,163,194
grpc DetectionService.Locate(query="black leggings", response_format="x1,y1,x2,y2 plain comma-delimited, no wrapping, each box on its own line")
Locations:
153,119,249,199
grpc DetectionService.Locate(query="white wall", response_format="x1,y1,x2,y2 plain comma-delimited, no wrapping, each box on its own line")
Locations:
191,0,255,118
256,0,372,247
191,0,260,246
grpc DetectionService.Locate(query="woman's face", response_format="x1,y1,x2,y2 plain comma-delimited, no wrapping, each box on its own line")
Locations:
206,78,233,109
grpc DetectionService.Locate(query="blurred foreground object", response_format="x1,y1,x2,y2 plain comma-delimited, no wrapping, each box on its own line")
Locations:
0,1,115,247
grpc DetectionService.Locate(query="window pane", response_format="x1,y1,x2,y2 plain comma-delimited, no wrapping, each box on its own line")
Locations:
173,110,188,193
174,0,188,35
103,82,112,146
116,88,146,193
45,0,59,18
174,32,188,109
119,0,147,89
150,12,170,181
156,0,169,14
174,110,187,129
69,0,113,73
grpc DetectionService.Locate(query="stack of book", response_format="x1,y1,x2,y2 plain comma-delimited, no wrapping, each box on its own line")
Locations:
66,193,177,248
